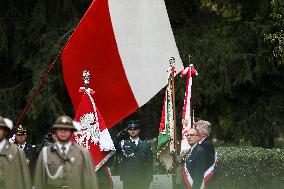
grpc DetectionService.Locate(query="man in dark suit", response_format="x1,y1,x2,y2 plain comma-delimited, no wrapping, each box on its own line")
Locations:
195,120,216,170
115,120,153,189
14,125,37,176
183,128,207,189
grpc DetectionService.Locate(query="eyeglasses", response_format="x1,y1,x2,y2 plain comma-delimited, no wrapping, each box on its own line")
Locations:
187,134,198,137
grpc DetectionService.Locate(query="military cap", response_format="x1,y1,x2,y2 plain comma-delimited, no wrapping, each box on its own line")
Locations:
0,116,13,130
53,115,78,131
16,125,27,135
127,120,140,130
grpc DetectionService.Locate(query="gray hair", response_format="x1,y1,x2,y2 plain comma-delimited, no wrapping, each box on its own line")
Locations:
195,120,212,137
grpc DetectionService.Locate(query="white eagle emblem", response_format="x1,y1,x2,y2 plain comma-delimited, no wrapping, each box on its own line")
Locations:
74,112,100,149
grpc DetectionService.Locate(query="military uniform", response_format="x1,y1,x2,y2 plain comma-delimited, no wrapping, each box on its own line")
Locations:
0,117,31,189
34,116,98,189
35,142,98,189
115,121,153,189
14,125,37,176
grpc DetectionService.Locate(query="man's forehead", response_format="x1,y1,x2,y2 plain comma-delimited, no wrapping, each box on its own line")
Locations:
195,123,202,128
188,129,197,134
128,128,140,131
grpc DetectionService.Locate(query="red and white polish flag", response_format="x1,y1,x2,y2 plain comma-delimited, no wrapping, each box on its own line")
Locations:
62,0,184,128
73,86,115,171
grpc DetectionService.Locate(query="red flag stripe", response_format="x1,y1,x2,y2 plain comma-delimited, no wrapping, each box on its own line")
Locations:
62,0,184,128
62,0,138,128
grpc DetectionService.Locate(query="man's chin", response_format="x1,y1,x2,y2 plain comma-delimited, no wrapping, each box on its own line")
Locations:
57,138,71,143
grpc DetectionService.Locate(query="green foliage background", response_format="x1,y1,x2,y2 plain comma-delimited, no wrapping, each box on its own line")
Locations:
0,0,284,147
208,147,284,189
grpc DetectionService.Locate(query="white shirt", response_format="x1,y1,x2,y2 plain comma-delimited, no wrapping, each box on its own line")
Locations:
0,139,7,152
198,138,205,144
56,141,72,154
130,137,140,145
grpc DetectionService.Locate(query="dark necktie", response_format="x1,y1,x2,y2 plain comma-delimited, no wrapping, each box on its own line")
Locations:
61,145,67,157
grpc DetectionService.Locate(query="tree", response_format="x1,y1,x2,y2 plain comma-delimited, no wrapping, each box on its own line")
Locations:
0,0,283,147
0,0,91,143
264,0,284,65
166,0,284,148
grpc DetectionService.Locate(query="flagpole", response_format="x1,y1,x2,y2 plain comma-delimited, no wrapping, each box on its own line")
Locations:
169,57,178,153
189,55,194,128
190,77,194,128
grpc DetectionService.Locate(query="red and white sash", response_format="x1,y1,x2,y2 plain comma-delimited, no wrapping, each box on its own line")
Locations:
183,152,217,189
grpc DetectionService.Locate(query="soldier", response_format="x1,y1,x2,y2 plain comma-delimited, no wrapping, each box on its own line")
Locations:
115,120,153,189
14,125,36,176
0,116,31,189
34,115,98,189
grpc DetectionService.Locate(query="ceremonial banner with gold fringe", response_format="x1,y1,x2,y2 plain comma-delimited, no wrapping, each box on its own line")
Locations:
180,65,198,157
157,70,175,171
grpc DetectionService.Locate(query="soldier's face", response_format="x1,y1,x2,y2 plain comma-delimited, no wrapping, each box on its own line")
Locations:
15,134,27,144
128,128,140,138
54,128,73,142
187,129,199,146
0,128,7,141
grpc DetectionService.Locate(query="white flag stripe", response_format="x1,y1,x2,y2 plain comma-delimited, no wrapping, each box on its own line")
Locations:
184,76,192,123
109,0,184,106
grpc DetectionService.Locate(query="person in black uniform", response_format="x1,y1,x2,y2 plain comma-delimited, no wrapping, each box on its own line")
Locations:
195,120,215,170
183,128,207,189
14,125,37,176
36,129,54,156
115,120,153,189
